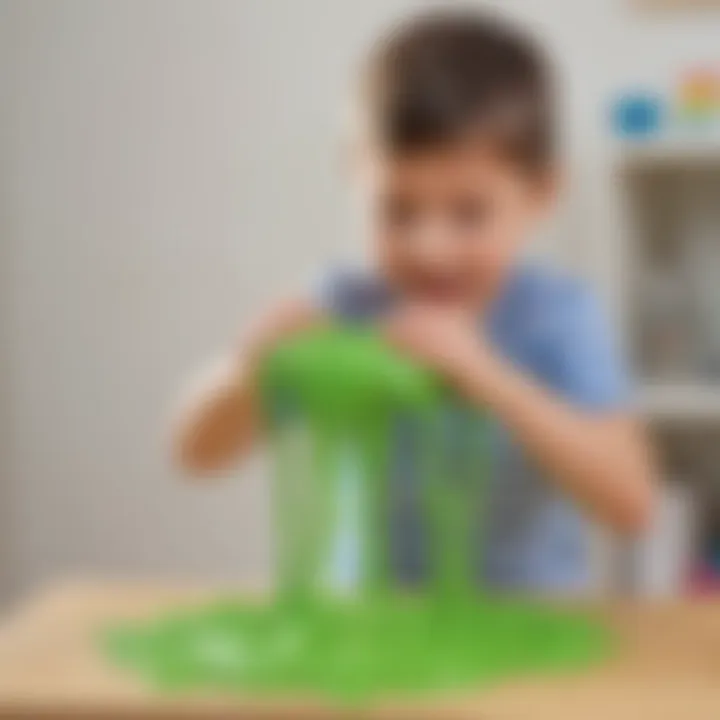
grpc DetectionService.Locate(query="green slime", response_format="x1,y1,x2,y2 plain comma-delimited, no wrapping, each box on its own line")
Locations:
104,327,612,704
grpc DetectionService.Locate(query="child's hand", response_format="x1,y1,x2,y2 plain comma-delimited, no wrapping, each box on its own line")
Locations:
383,304,495,390
173,298,323,475
244,298,324,373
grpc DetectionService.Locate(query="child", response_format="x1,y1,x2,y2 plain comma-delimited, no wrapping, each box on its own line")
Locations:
173,8,654,593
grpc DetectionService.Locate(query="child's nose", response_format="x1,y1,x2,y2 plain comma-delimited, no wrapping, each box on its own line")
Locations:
412,224,458,269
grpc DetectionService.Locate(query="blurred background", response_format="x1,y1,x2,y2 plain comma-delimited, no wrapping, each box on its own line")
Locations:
2,0,720,605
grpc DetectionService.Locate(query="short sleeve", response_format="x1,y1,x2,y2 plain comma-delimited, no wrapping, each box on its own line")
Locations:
552,285,631,413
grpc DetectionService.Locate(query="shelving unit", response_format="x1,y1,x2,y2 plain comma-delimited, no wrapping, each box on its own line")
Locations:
621,152,720,391
637,384,720,421
618,141,720,170
612,139,720,596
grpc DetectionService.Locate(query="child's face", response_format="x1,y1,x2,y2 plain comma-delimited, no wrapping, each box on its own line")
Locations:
362,144,554,307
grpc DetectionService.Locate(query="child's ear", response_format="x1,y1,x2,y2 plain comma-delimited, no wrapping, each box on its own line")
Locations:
342,138,385,199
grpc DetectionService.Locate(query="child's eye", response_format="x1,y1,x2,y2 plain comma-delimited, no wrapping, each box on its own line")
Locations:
451,198,490,229
382,196,419,230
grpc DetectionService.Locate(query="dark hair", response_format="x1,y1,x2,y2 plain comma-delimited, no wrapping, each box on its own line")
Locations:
363,8,555,171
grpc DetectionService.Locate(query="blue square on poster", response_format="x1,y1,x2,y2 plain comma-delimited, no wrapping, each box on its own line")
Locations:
613,94,663,139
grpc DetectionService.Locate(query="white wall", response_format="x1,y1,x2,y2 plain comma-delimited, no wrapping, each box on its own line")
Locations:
0,0,426,599
2,0,720,600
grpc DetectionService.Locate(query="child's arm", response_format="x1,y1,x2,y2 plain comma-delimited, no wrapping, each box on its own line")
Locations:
385,305,655,533
460,356,653,533
172,299,322,475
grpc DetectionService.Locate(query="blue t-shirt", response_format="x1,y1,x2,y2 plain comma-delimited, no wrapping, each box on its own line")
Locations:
316,264,630,594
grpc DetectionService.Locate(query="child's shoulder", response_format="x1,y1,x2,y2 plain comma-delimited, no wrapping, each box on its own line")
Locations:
498,264,611,347
499,263,604,322
508,266,628,408
510,263,597,306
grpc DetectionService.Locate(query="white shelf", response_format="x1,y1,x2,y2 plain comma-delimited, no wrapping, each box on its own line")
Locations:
638,384,720,420
617,140,720,169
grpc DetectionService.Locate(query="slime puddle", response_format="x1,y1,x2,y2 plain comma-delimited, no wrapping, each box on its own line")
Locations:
103,328,612,703
104,597,611,702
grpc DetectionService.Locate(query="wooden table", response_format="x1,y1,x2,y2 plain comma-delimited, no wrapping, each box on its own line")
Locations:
0,583,718,719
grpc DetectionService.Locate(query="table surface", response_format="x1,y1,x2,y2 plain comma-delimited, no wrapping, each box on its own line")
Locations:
0,583,718,719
